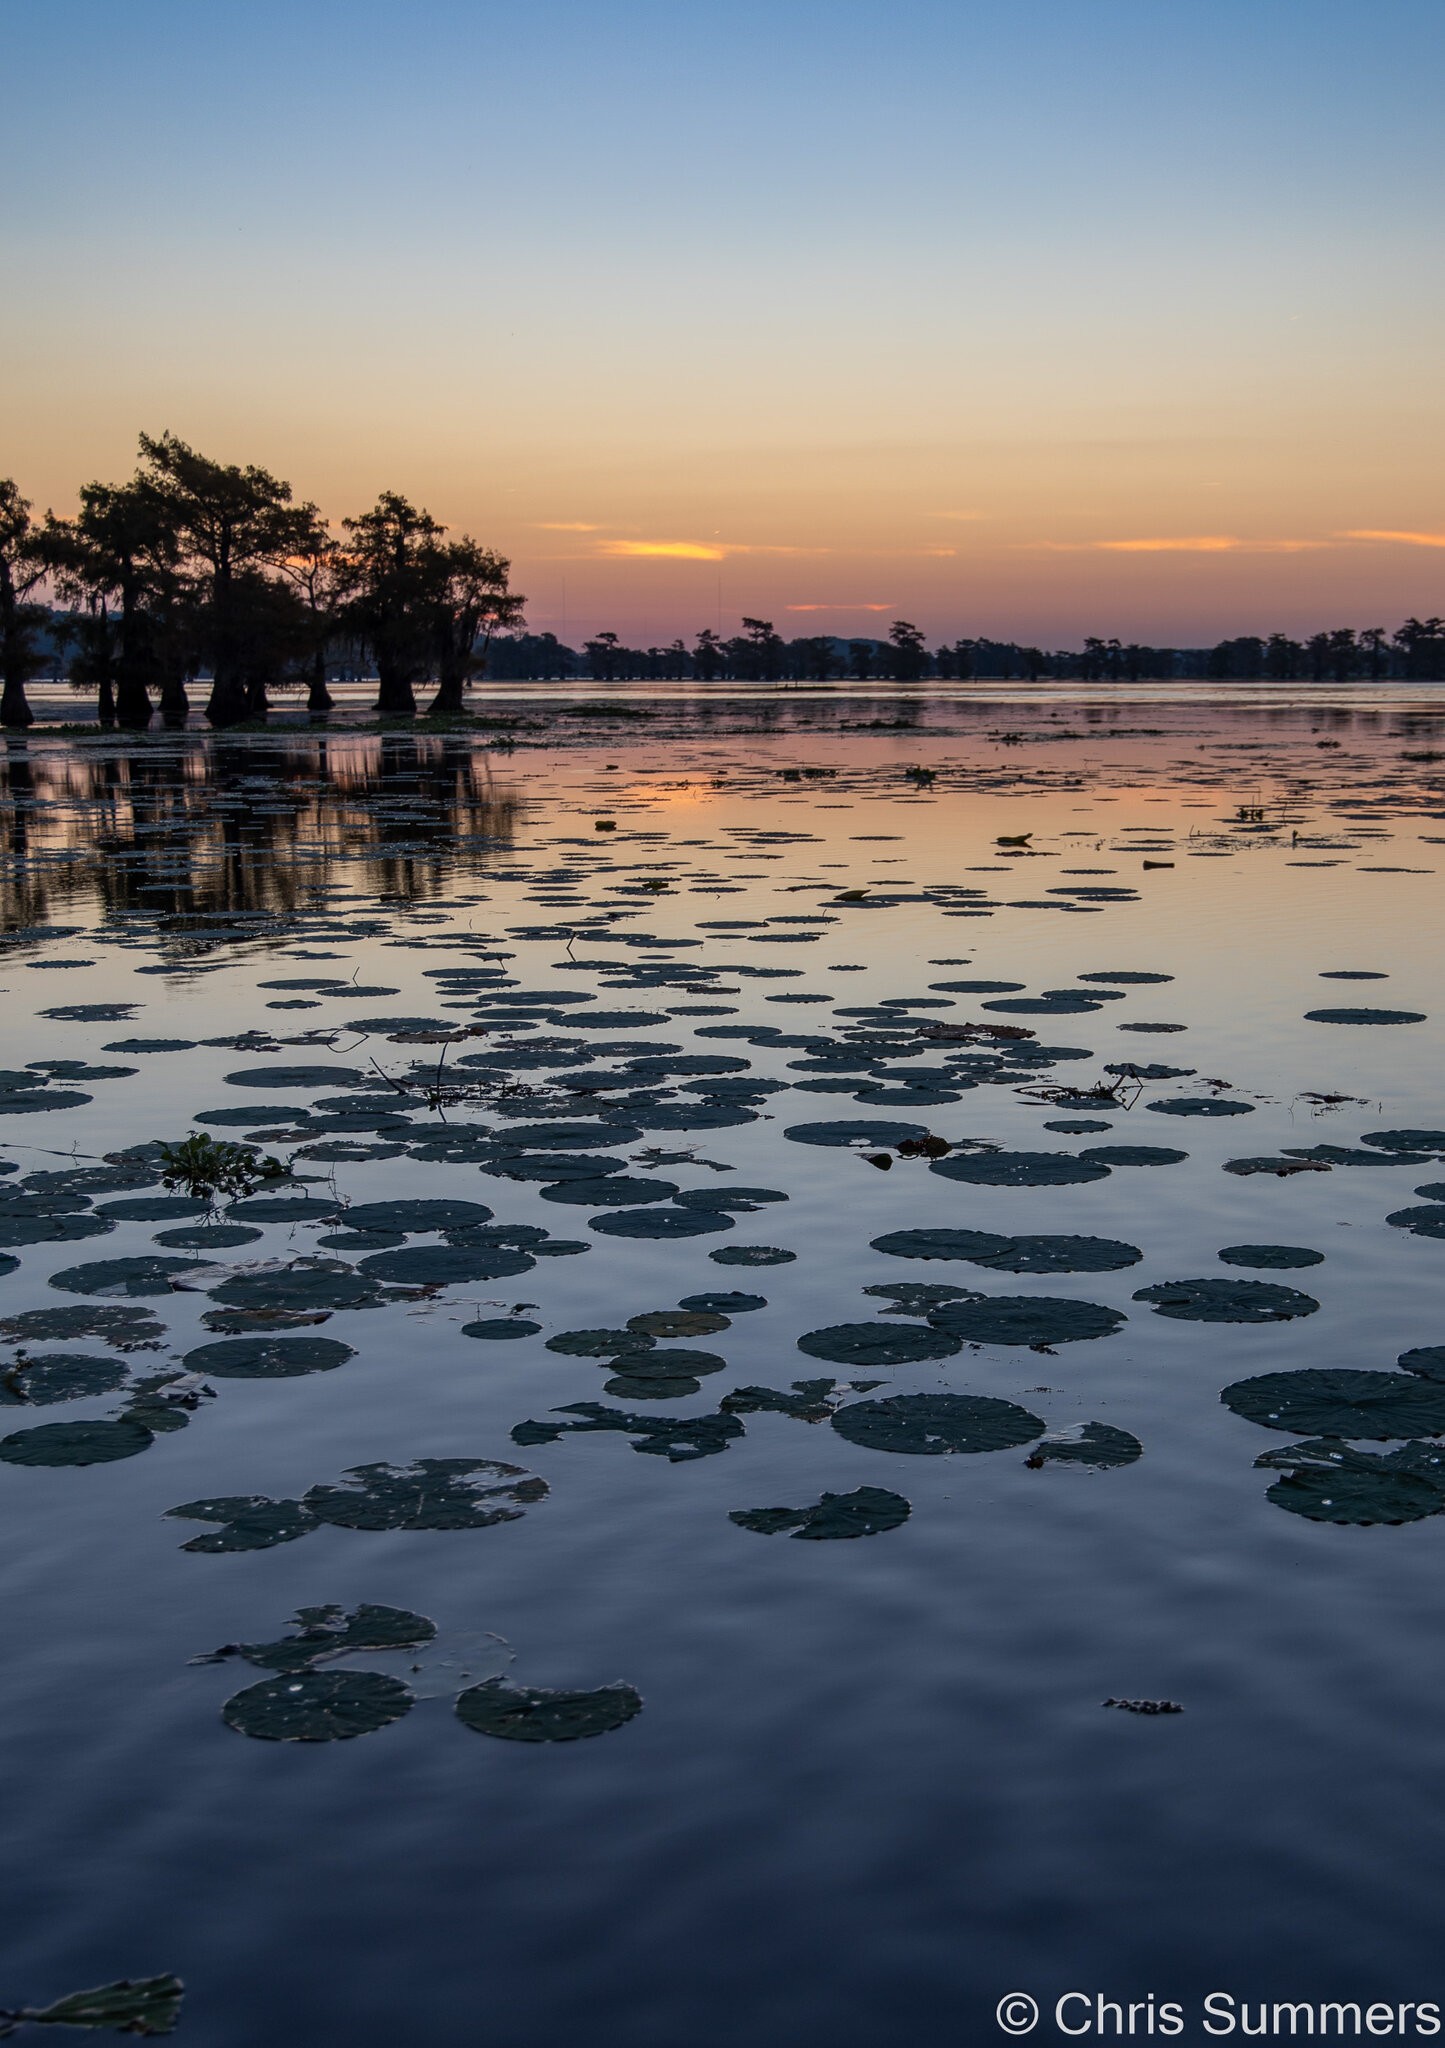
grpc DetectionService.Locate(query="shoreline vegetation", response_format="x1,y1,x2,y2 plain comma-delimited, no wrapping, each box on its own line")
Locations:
4,438,1444,733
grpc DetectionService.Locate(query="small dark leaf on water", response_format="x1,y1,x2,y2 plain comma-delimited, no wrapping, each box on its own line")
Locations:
796,1321,961,1367
222,1669,413,1741
7,1974,184,2035
0,1418,154,1466
1254,1436,1445,1523
730,1485,910,1539
1025,1423,1143,1468
167,1496,319,1552
181,1337,355,1379
1133,1279,1319,1323
455,1678,642,1742
1218,1244,1324,1269
928,1295,1126,1346
832,1392,1044,1456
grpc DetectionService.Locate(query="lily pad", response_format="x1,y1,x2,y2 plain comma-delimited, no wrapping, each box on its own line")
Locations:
1025,1422,1143,1468
929,1295,1126,1346
341,1198,495,1233
1386,1206,1445,1241
181,1336,356,1379
1254,1438,1445,1524
628,1309,730,1337
1078,1145,1186,1166
456,1678,642,1742
870,1228,1011,1262
303,1457,546,1530
796,1321,962,1367
0,1417,154,1466
1361,1129,1445,1154
680,1290,766,1313
223,1065,366,1088
4,1975,184,2036
0,1352,128,1405
512,1401,744,1460
930,1151,1110,1187
709,1244,793,1265
0,1304,165,1347
784,1119,930,1147
153,1223,264,1250
1133,1278,1319,1322
1304,1007,1424,1025
222,1669,413,1741
463,1316,543,1340
590,1207,733,1240
832,1392,1044,1455
547,1328,652,1357
1218,1244,1324,1269
355,1245,535,1286
731,1485,910,1539
1399,1346,1445,1383
48,1256,193,1299
541,1175,679,1207
207,1262,386,1313
970,1234,1142,1275
1222,1369,1445,1438
1146,1097,1255,1117
167,1495,320,1552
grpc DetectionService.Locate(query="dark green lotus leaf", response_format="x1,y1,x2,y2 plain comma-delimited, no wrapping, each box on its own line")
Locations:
709,1243,794,1265
154,1223,264,1250
1361,1129,1445,1154
212,1601,436,1673
541,1175,678,1207
981,993,1102,1014
566,1009,669,1029
1304,1007,1425,1025
223,1065,366,1088
1223,1369,1445,1439
627,1309,730,1337
1146,1097,1255,1117
930,1150,1111,1187
720,1379,839,1422
345,1016,453,1034
223,1193,341,1223
1025,1422,1143,1468
356,1244,534,1286
48,1255,193,1299
483,1152,628,1182
1218,1244,1324,1269
1399,1346,1445,1382
26,1165,159,1195
970,1234,1142,1275
680,1289,766,1313
929,1295,1125,1346
456,1677,642,1742
196,1105,313,1128
863,1281,974,1311
731,1484,911,1539
599,1347,726,1381
1079,1144,1187,1166
1288,1144,1427,1167
208,1262,385,1312
797,1321,962,1367
928,978,1025,992
630,1101,758,1130
303,1456,546,1530
832,1392,1044,1455
672,1185,788,1212
1414,1182,1445,1203
317,1228,407,1252
512,1401,744,1461
0,1417,154,1465
870,1228,1012,1262
1078,970,1173,984
182,1335,355,1379
223,1668,413,1741
548,1328,654,1357
104,1037,197,1052
1387,1206,1445,1240
483,1122,619,1150
96,1196,209,1222
0,1088,93,1114
785,1119,931,1147
1134,1278,1319,1322
0,1210,115,1247
1224,1154,1332,1176
590,1206,733,1239
167,1495,319,1551
9,1974,184,2036
463,1316,543,1340
0,1351,128,1406
1254,1437,1445,1523
0,1304,165,1347
342,1197,495,1233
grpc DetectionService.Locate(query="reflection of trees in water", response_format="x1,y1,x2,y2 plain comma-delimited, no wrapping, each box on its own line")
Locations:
0,734,518,931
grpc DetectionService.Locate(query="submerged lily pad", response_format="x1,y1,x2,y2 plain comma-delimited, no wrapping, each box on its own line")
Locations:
1254,1437,1445,1524
1025,1422,1143,1468
303,1458,546,1530
1218,1244,1324,1270
796,1321,961,1367
0,1417,154,1466
167,1495,320,1552
1133,1278,1319,1322
930,1151,1110,1187
456,1678,642,1742
832,1392,1044,1456
928,1295,1126,1346
222,1669,413,1741
1222,1370,1445,1439
182,1336,355,1379
730,1485,910,1539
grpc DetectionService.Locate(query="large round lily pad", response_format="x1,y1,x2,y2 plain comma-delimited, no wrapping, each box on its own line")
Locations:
796,1321,961,1367
463,1317,542,1340
731,1485,910,1539
223,1065,366,1088
709,1244,793,1265
1078,1145,1186,1167
1386,1206,1445,1241
0,1418,154,1466
832,1392,1043,1455
541,1175,678,1207
223,1669,413,1741
1222,1370,1445,1439
970,1234,1141,1275
1304,1008,1425,1026
784,1119,930,1147
1218,1244,1324,1270
589,1207,733,1240
182,1336,356,1379
871,1228,1010,1262
455,1678,642,1742
48,1255,193,1298
341,1198,495,1234
1146,1097,1254,1117
1133,1278,1319,1322
355,1245,535,1286
928,1295,1125,1346
1255,1438,1445,1525
208,1262,385,1313
0,1304,165,1347
0,1352,128,1405
929,1151,1110,1187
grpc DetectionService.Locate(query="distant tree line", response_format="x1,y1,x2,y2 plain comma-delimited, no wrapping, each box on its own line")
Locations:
0,437,520,728
5,448,1445,729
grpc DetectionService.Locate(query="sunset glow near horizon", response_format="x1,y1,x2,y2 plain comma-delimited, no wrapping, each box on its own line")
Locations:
6,0,1444,648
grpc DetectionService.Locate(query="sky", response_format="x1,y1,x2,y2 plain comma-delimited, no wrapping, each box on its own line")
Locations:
4,0,1444,649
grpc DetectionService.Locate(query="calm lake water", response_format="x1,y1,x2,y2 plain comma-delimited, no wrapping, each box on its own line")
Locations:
3,694,1445,2046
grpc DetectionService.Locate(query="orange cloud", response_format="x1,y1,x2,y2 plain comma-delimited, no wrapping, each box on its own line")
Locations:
1026,536,1327,555
600,540,728,561
1098,536,1243,553
533,520,602,532
786,602,892,612
1341,529,1445,548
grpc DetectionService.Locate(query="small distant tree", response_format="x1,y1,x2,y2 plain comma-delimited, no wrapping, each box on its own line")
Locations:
0,480,49,728
693,627,724,681
847,639,874,681
741,616,784,681
1264,633,1303,680
886,619,929,682
585,630,621,682
1395,618,1445,682
424,536,524,717
1359,627,1389,680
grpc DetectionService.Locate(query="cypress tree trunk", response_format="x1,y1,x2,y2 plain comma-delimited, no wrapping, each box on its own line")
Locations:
114,668,151,729
0,675,33,727
307,650,334,713
425,670,465,717
97,674,118,728
205,668,249,725
374,661,416,718
159,672,190,729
